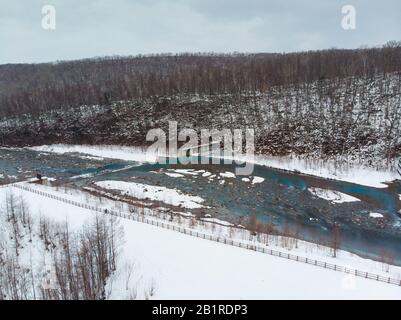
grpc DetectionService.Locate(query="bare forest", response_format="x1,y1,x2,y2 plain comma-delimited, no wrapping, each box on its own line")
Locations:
0,42,400,165
0,192,132,300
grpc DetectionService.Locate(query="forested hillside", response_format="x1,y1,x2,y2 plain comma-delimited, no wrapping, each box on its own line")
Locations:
0,43,400,166
1,43,400,117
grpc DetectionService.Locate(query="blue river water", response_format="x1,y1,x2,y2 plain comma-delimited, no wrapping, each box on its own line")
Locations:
1,149,400,264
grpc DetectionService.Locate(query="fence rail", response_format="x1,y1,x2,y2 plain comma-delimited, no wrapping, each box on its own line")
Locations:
9,183,401,287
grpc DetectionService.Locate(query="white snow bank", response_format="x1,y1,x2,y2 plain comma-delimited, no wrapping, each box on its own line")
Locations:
95,180,205,209
200,218,234,227
308,187,360,203
231,154,398,188
28,176,56,182
29,144,158,163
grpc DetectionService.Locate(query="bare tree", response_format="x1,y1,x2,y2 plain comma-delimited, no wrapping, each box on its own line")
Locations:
330,223,342,258
379,249,395,273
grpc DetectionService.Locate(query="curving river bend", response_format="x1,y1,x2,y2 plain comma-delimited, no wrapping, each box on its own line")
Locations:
1,148,401,264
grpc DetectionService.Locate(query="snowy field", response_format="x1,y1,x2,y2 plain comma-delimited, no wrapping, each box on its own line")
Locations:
1,183,400,299
29,144,399,188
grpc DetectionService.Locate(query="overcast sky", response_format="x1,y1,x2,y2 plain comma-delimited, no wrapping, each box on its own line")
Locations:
0,0,400,64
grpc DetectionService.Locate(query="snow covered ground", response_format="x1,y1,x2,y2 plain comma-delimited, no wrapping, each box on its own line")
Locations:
1,183,400,299
28,144,399,188
10,181,398,280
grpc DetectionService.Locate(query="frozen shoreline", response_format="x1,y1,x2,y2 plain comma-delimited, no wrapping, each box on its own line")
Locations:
28,144,399,188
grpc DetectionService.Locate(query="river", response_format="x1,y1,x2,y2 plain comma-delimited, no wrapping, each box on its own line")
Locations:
1,148,400,264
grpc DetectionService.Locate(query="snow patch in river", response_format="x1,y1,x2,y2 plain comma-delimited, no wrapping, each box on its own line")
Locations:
168,169,198,176
95,180,205,209
220,171,236,178
165,172,185,178
369,212,384,218
252,176,265,184
308,187,360,203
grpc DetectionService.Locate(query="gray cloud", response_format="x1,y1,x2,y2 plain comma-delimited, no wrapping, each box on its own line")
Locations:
0,0,400,64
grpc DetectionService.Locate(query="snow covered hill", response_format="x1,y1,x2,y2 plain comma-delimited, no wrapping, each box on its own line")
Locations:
1,73,400,170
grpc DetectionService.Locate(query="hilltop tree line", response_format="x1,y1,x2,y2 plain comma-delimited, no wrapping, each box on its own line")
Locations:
0,42,400,118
